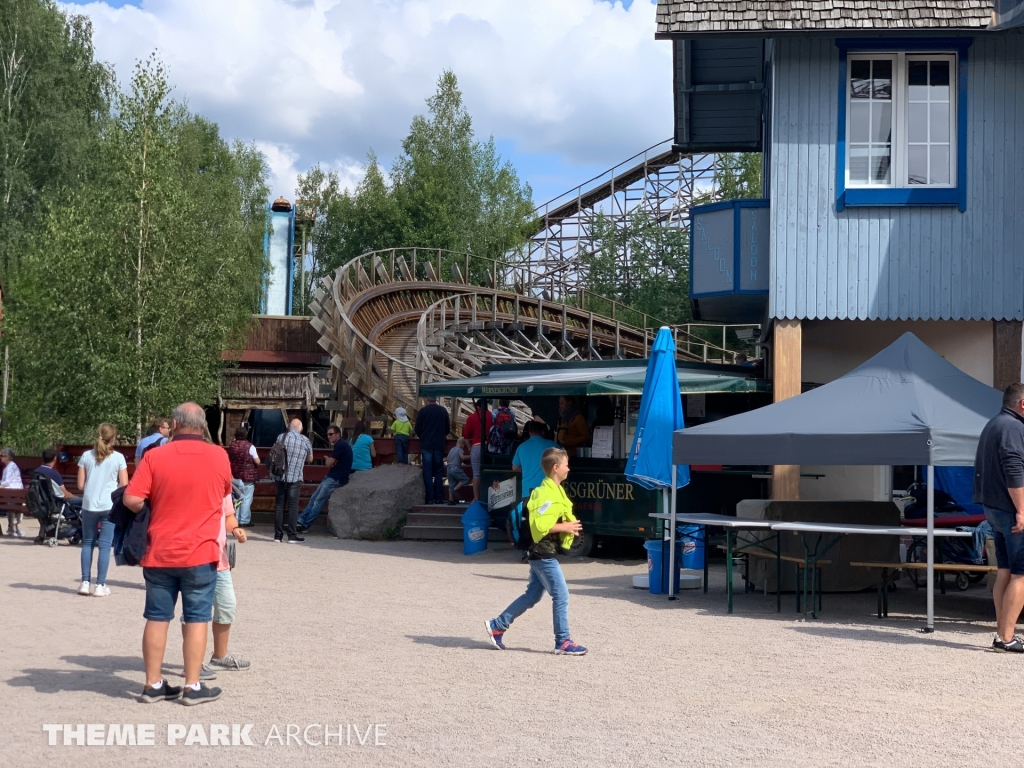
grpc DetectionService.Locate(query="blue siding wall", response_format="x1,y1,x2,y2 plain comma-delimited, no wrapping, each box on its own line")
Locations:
770,35,1024,321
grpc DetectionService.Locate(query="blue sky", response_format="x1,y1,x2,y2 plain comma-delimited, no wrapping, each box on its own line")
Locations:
64,0,669,206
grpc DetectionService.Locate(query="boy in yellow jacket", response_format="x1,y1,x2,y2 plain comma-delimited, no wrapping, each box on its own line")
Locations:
485,447,588,655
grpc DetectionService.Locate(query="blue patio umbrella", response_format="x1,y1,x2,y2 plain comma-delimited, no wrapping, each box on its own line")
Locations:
626,327,690,597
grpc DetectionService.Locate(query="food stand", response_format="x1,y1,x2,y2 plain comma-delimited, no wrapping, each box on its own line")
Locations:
419,359,771,556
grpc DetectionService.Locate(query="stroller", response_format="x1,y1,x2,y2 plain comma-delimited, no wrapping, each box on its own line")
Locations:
902,468,988,590
25,470,82,547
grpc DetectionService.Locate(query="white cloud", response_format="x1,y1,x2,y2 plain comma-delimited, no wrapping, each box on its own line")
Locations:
63,0,673,203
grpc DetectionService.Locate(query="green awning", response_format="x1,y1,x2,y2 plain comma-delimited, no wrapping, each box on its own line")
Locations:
418,363,769,398
587,369,770,396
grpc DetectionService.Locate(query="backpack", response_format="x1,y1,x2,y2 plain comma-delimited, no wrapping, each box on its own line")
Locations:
267,435,288,478
487,408,516,454
25,470,60,520
509,501,533,552
109,487,149,567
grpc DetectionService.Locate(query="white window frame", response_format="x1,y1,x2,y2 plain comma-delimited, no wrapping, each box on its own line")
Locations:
845,52,957,190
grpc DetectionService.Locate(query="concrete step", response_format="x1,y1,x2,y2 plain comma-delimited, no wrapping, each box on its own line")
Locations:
402,525,506,542
406,512,463,527
410,503,468,514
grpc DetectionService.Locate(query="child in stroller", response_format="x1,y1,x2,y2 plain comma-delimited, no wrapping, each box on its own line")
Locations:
902,469,989,590
25,467,82,547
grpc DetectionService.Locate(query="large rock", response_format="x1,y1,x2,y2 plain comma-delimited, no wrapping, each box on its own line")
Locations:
328,464,425,539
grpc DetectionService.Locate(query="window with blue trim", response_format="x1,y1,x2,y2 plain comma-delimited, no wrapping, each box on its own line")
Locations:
836,38,970,211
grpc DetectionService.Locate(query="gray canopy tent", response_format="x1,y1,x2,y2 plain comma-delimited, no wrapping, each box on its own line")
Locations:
670,332,1002,629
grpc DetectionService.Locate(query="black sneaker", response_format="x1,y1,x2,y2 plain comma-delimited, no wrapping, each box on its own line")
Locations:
287,535,305,543
993,635,1024,653
138,681,183,703
295,524,309,534
181,683,222,706
273,537,283,543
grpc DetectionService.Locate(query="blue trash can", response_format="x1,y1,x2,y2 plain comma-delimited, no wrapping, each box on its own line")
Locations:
678,525,705,571
643,540,681,594
460,501,490,556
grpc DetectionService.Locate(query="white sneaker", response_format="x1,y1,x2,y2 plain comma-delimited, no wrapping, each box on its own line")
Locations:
93,584,110,597
78,581,91,596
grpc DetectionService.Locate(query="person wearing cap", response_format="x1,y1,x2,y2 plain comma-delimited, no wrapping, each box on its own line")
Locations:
390,408,412,465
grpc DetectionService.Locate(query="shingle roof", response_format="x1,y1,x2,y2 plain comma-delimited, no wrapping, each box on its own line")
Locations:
656,1,995,35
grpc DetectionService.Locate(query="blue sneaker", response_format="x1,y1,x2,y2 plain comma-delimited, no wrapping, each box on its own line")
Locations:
484,620,506,650
554,639,587,656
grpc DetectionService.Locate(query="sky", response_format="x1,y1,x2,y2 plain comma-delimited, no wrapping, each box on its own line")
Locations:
62,0,672,207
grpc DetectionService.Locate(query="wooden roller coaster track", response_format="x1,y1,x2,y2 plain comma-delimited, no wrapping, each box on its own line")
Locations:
310,247,749,423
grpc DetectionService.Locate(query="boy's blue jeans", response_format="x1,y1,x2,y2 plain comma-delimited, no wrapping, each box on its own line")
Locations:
493,557,570,645
395,434,410,464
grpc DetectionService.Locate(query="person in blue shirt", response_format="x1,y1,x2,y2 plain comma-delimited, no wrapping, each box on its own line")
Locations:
350,420,376,471
512,421,558,500
134,418,170,462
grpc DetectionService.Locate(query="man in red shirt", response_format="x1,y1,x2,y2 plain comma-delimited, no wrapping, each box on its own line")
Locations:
124,402,232,706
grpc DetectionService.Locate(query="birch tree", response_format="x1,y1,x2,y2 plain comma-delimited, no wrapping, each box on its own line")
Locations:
5,57,267,445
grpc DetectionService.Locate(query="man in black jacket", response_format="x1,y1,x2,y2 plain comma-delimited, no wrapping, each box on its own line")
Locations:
415,397,450,505
974,382,1024,652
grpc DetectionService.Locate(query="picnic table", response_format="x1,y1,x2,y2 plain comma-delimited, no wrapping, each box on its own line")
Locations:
649,512,783,614
769,522,972,619
650,515,975,620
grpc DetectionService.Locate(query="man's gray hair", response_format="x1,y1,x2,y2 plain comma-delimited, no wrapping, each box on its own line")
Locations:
172,402,207,431
0,447,14,460
1004,383,1024,409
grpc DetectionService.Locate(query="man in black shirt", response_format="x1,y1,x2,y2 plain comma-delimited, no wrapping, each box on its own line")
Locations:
296,426,353,533
415,397,450,505
974,382,1024,652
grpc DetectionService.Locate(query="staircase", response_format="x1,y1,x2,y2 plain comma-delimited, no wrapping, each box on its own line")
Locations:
402,503,506,542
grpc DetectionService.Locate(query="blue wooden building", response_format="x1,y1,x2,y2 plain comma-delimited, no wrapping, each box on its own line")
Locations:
658,1,1024,497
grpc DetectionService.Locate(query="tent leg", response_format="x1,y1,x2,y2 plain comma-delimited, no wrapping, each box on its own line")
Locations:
924,465,935,633
668,473,677,600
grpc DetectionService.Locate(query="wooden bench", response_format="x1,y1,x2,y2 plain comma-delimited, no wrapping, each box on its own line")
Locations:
0,488,27,535
718,544,831,613
851,561,998,618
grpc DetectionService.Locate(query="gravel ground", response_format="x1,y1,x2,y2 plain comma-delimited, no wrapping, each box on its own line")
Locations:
1,518,1017,767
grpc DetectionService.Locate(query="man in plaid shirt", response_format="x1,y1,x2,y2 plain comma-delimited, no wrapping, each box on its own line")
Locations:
272,419,313,542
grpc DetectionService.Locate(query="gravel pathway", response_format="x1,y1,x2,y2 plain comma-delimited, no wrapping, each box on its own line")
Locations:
1,519,1014,767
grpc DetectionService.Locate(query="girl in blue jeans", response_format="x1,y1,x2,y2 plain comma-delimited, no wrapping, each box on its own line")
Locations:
76,423,129,597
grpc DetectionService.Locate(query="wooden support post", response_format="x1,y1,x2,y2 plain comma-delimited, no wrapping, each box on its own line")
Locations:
386,359,394,408
993,320,1023,392
772,319,802,500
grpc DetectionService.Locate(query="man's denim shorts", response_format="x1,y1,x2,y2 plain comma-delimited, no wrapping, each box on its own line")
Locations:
143,563,218,623
984,506,1024,575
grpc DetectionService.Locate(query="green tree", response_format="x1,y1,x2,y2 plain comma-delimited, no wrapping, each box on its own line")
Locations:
715,152,762,200
579,151,761,328
0,0,112,274
294,154,407,311
301,70,535,287
580,212,692,326
4,57,268,445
